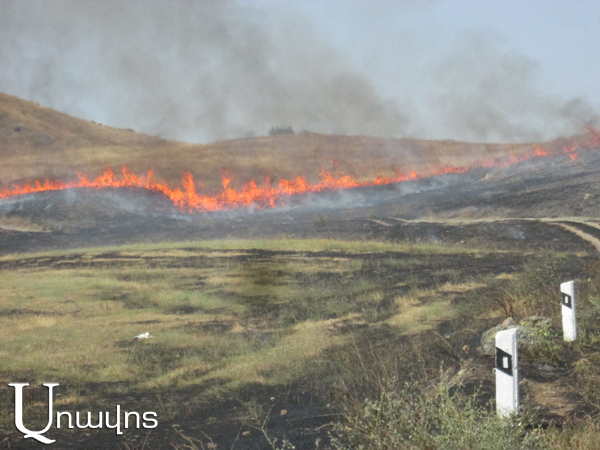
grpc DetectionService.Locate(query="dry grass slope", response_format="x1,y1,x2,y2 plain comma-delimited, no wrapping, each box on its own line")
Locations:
1,91,589,195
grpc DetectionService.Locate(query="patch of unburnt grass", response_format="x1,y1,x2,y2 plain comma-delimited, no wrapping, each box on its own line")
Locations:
2,239,599,448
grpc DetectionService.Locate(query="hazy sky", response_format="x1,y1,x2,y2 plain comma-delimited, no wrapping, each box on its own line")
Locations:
1,0,599,143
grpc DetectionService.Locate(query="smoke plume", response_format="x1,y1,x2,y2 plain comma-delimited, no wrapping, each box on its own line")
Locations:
0,1,597,143
428,32,599,142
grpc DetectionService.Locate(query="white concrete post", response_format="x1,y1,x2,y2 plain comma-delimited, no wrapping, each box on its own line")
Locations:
496,327,518,418
561,281,576,342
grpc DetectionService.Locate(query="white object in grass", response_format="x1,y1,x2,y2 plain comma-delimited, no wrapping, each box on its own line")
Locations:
133,332,153,341
561,280,576,342
496,327,518,418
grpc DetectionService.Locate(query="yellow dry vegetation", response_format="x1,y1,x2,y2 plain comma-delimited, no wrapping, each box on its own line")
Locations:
436,282,488,292
386,293,457,335
1,91,567,194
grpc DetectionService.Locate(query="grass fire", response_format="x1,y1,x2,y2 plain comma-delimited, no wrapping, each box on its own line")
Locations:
2,2,600,444
2,94,600,449
1,127,599,214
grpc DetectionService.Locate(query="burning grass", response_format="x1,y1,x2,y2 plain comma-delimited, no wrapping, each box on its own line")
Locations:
2,124,599,214
0,89,548,193
0,143,589,214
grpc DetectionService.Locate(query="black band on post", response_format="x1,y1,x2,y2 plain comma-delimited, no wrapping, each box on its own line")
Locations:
562,293,572,309
496,347,513,376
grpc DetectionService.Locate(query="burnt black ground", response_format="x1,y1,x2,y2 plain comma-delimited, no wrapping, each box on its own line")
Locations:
2,149,600,255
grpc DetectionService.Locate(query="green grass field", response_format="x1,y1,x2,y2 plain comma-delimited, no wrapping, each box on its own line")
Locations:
1,239,600,448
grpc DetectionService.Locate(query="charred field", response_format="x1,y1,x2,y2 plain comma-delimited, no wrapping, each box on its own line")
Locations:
3,95,600,448
2,147,600,254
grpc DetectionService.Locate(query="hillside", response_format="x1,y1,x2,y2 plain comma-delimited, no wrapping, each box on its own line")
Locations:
3,98,600,449
0,91,584,195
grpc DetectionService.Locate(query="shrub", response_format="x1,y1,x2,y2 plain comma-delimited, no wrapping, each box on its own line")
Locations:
330,375,541,450
496,259,561,318
268,126,294,136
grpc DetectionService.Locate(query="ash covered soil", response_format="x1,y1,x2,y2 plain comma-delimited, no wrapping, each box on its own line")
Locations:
2,149,600,254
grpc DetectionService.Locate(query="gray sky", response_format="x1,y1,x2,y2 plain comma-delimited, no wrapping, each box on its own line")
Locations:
1,0,598,143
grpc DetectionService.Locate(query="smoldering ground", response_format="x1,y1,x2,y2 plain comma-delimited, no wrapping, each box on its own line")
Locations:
0,0,597,145
0,166,474,230
2,149,600,255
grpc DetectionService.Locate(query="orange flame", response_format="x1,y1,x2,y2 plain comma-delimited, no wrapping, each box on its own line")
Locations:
1,129,599,213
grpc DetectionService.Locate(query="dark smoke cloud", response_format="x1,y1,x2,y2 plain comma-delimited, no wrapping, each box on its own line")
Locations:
0,1,597,143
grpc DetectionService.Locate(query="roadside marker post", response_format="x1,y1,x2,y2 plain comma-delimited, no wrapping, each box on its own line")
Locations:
496,327,519,418
561,281,576,342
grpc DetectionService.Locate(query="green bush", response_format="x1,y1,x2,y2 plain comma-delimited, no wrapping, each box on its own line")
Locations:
330,376,541,450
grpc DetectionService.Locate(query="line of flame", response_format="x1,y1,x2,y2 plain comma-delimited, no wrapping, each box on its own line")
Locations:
1,130,599,213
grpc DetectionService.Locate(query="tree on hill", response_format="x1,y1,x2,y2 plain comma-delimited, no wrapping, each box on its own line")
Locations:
268,126,294,136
